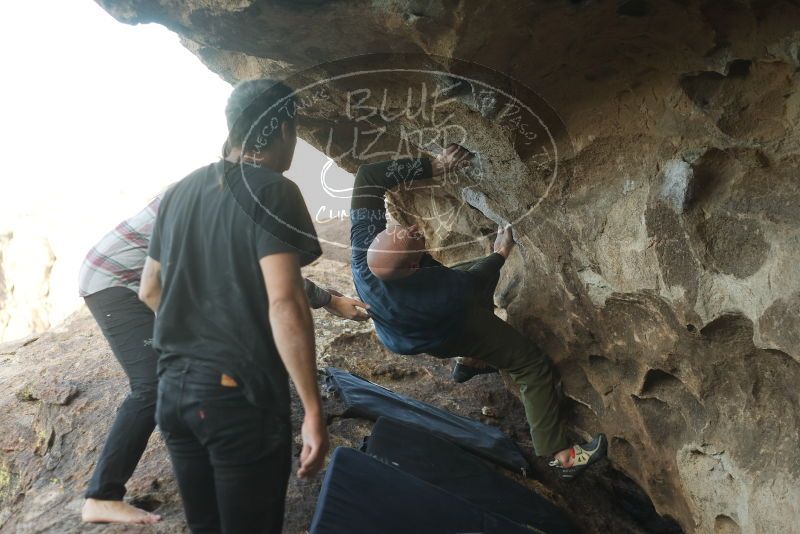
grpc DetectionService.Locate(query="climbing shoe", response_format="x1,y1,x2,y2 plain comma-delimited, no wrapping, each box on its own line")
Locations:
548,434,607,480
451,362,499,383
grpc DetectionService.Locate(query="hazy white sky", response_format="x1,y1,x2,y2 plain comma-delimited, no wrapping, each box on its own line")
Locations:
0,0,352,338
2,1,228,233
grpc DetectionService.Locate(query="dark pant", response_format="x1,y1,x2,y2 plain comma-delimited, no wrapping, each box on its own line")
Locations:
156,363,291,534
84,286,158,500
450,254,501,311
432,255,569,457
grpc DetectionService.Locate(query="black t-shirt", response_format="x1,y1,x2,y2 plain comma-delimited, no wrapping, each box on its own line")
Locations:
149,160,321,413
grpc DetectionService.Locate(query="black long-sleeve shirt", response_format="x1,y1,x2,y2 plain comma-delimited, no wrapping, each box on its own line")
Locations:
303,278,331,308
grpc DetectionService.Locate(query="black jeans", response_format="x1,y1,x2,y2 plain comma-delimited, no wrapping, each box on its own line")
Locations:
157,363,291,534
84,286,158,500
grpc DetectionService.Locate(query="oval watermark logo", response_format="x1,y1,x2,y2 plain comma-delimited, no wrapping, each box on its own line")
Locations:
228,53,573,259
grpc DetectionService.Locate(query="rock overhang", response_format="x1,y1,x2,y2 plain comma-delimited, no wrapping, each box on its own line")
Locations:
92,2,800,532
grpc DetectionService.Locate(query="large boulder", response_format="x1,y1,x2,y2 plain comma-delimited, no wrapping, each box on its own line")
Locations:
87,2,800,532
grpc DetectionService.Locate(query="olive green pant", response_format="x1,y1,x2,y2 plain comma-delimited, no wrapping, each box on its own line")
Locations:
430,255,569,457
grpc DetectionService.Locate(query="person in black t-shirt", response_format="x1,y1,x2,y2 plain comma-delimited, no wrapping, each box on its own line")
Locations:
78,196,366,527
139,79,331,534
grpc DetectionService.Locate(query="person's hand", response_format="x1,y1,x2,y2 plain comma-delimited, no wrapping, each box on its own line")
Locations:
324,292,370,321
431,144,472,178
493,224,515,258
298,412,329,479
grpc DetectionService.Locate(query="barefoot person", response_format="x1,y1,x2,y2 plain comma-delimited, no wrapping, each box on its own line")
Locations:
78,105,366,526
349,145,607,478
139,78,332,533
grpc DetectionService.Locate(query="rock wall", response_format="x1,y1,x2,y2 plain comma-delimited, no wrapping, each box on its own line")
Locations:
0,232,56,342
94,1,800,532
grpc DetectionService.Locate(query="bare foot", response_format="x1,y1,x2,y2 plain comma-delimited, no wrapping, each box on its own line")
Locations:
82,498,161,524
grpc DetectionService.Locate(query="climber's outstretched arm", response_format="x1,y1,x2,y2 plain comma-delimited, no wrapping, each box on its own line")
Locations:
349,144,472,211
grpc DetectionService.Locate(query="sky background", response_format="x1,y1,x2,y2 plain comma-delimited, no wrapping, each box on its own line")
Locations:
0,0,353,339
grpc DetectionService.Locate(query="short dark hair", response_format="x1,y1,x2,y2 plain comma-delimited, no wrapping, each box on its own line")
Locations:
225,79,296,154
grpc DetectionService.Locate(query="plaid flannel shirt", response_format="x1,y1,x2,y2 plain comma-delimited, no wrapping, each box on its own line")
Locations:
78,192,332,308
78,195,162,297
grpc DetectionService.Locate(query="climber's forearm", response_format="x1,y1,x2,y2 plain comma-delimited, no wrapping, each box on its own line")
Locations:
350,158,434,210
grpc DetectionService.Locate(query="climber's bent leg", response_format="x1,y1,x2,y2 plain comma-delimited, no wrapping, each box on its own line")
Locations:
430,305,569,456
449,254,503,381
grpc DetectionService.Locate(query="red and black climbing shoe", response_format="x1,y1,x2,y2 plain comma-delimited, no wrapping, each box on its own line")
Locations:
548,434,607,480
451,362,499,383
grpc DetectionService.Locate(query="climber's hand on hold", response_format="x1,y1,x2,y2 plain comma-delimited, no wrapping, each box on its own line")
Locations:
431,144,472,178
493,224,515,258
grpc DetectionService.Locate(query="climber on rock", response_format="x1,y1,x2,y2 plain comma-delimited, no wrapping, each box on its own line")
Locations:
349,144,607,478
78,80,368,527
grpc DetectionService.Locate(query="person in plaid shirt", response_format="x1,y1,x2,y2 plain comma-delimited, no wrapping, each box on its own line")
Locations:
79,196,163,299
79,194,367,525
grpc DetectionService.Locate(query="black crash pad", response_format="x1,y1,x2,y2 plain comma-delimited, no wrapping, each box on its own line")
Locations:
324,367,529,474
309,447,533,534
365,417,577,534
